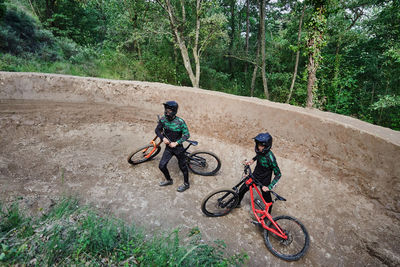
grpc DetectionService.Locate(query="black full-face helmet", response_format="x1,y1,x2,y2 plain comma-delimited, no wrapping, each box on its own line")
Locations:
253,132,272,155
163,101,179,121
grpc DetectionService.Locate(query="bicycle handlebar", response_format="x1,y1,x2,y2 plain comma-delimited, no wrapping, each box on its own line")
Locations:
243,163,251,174
242,164,263,187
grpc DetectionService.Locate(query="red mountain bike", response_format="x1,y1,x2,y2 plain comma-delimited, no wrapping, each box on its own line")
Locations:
201,164,309,261
127,136,221,176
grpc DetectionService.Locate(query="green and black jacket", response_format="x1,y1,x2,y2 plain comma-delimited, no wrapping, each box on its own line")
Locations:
252,151,281,190
155,116,190,145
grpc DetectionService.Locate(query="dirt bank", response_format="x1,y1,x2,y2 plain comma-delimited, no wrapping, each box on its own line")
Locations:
0,72,399,266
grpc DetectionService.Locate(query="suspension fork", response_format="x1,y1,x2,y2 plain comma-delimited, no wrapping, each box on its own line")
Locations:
144,136,162,159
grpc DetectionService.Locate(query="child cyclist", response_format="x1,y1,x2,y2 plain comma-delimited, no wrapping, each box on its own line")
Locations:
238,132,282,213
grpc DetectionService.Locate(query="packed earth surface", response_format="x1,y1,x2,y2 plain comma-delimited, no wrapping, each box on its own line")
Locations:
0,72,399,266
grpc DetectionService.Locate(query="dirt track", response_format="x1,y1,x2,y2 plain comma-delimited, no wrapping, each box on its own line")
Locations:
0,73,399,266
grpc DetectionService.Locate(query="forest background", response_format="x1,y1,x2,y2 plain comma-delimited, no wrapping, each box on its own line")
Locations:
0,0,399,130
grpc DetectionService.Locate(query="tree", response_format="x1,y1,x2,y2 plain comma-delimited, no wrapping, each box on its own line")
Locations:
228,0,235,75
244,0,250,74
287,2,306,103
305,0,328,108
365,0,400,128
250,0,267,98
250,15,260,97
0,0,6,22
260,0,269,99
29,0,104,45
156,0,227,88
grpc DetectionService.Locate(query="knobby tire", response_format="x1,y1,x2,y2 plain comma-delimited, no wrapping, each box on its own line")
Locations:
188,151,221,176
127,144,161,165
264,215,309,261
201,189,239,217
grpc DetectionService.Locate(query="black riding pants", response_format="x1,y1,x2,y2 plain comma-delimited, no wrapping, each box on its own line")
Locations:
159,146,189,184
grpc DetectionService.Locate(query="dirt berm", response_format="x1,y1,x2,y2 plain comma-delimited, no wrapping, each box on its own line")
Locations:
1,72,399,266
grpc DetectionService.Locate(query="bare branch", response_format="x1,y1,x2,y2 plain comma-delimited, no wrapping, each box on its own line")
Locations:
224,54,260,67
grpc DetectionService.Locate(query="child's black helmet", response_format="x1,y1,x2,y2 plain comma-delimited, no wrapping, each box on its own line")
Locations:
253,132,272,154
163,101,178,120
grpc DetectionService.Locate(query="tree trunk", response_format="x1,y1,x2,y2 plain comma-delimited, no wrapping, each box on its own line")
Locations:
173,39,179,84
229,0,235,76
306,39,317,108
306,3,327,108
45,0,50,19
333,37,342,112
287,3,306,103
244,0,250,75
370,82,375,105
251,24,261,97
162,0,197,87
136,41,142,60
28,0,39,18
172,26,197,87
378,82,389,124
192,0,201,88
45,0,56,20
260,0,269,99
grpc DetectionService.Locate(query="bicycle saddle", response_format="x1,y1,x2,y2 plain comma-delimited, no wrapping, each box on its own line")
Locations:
271,191,286,201
187,140,198,146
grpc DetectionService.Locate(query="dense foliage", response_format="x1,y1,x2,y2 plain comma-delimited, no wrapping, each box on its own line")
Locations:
0,198,248,266
0,0,398,129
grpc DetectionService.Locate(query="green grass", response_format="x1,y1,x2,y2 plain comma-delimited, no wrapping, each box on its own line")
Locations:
0,198,248,266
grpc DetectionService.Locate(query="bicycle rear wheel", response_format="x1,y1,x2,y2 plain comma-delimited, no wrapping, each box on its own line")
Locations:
264,215,309,261
201,189,239,217
188,151,221,176
127,144,161,165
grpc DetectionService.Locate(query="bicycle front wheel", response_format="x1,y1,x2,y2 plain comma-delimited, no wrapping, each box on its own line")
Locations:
201,189,239,217
127,144,161,165
264,215,309,261
188,151,221,176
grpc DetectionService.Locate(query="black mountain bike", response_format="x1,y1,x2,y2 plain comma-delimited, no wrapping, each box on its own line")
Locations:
127,136,221,176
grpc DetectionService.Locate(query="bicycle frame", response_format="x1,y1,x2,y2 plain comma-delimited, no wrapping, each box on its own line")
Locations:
248,181,288,240
237,166,288,240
